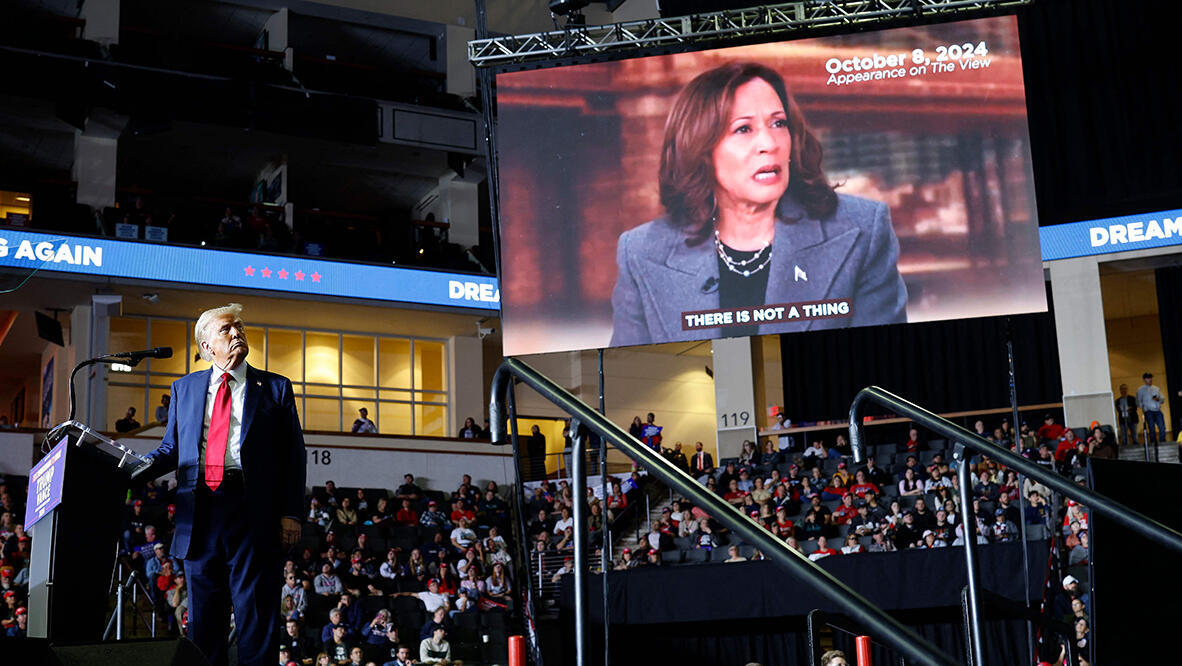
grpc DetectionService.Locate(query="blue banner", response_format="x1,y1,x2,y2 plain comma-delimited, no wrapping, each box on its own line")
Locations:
0,229,499,310
1039,208,1182,261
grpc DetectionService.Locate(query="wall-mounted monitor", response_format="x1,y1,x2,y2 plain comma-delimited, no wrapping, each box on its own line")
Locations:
494,14,1045,356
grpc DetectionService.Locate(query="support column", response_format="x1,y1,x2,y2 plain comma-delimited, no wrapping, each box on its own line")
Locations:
1049,257,1116,428
448,334,483,436
712,336,758,460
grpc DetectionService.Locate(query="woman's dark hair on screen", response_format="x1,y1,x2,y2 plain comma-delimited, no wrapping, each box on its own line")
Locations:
658,61,837,245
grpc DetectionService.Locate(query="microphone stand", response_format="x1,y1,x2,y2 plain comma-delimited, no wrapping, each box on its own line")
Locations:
68,355,143,423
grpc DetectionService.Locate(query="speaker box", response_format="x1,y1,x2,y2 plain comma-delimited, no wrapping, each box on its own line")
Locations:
52,637,209,666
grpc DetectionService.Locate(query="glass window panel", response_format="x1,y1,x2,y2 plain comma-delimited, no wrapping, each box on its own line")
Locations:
306,332,339,385
379,389,413,402
107,384,146,431
415,391,449,404
305,383,339,397
304,398,339,432
379,402,413,437
343,400,377,433
268,330,303,381
414,341,447,393
378,339,412,389
289,383,304,397
415,404,447,437
342,335,375,386
110,318,147,357
342,387,376,400
245,326,266,368
148,320,188,374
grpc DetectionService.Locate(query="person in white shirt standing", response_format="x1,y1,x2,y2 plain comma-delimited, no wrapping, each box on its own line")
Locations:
1136,372,1166,447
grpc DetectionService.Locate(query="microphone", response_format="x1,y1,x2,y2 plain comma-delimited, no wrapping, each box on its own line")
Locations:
107,347,174,361
700,276,718,293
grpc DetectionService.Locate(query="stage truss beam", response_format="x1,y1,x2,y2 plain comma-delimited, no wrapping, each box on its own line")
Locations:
468,0,1030,68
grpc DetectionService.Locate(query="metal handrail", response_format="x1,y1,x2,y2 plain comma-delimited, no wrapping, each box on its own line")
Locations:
490,359,959,666
848,386,1182,666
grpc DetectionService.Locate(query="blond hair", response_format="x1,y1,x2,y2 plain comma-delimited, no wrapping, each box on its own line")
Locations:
194,303,244,361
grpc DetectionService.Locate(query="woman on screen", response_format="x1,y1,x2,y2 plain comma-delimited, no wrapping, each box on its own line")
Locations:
610,62,907,346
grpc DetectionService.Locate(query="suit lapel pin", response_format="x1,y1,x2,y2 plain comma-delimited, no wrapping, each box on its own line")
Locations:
794,265,807,282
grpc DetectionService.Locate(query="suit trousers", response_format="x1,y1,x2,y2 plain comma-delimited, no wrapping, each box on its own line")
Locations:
185,471,281,666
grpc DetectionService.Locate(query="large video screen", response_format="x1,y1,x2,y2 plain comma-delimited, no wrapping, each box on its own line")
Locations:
495,15,1045,356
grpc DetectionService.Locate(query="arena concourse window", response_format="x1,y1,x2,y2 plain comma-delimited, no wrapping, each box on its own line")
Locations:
106,315,449,435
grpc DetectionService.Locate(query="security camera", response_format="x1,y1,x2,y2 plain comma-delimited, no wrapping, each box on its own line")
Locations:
476,318,496,340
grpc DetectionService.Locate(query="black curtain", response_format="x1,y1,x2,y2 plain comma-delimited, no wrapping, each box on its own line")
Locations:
1155,266,1182,434
779,287,1060,423
1020,0,1182,227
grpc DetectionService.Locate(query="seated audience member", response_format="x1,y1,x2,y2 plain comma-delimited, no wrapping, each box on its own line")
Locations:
808,536,838,561
394,499,419,527
458,417,482,439
396,474,423,502
615,547,642,570
972,470,1000,502
1024,491,1050,526
840,533,864,555
315,562,344,597
920,530,947,549
691,519,719,550
911,497,935,531
336,497,359,526
923,466,951,495
419,626,452,665
690,441,715,480
485,562,513,608
724,545,746,563
1069,530,1090,566
848,470,880,499
831,494,858,525
897,468,923,497
799,511,825,541
802,440,828,468
723,479,748,506
367,497,393,527
931,510,954,543
420,500,451,531
1088,426,1117,459
868,530,896,553
1054,427,1080,463
893,511,923,549
322,624,354,663
903,427,921,453
1037,414,1066,444
759,440,781,467
830,461,852,488
449,519,477,551
848,502,877,536
738,440,758,467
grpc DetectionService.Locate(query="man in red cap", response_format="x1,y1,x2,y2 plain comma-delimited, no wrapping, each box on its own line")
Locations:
5,605,27,637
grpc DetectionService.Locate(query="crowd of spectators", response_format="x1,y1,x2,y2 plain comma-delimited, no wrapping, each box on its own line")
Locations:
118,472,516,665
0,475,30,638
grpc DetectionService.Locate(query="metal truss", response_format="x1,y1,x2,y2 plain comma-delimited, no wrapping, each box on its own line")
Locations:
468,0,1030,68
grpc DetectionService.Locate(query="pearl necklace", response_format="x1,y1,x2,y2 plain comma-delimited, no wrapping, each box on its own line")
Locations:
714,230,773,277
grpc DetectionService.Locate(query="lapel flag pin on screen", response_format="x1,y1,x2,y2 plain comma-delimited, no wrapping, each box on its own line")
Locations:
795,265,807,282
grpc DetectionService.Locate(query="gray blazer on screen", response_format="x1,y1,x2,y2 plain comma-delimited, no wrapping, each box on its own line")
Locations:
610,193,908,347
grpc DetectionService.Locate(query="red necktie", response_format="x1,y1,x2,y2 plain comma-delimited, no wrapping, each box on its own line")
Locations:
205,372,232,491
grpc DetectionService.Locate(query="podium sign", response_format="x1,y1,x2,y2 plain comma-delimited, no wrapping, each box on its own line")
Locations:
25,437,67,529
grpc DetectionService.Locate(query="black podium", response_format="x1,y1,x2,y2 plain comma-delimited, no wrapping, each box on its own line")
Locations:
26,420,150,641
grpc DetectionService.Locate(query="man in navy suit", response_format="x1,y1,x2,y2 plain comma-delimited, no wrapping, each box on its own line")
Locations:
137,303,305,666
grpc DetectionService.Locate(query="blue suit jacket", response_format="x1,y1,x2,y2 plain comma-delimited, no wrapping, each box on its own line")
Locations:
143,364,306,559
610,193,908,346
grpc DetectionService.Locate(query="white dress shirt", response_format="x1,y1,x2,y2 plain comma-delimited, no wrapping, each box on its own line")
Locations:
200,361,248,472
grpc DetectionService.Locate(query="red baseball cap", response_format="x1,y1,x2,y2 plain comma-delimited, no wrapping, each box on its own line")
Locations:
133,500,143,507
15,606,27,615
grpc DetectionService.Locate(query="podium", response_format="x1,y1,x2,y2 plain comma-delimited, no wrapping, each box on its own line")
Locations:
25,420,151,641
